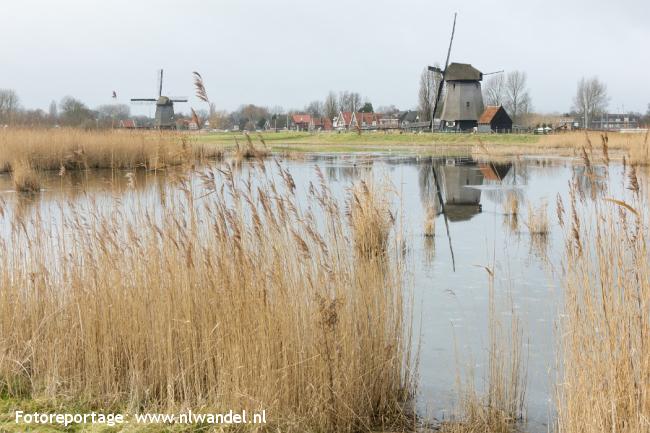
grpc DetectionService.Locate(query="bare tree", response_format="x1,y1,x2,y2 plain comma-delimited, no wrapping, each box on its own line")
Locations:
0,89,21,125
209,110,231,129
339,91,362,112
324,91,338,120
59,96,95,127
305,100,324,118
96,104,131,128
503,71,532,125
418,68,434,122
418,66,442,122
483,74,506,106
572,77,608,128
376,105,399,116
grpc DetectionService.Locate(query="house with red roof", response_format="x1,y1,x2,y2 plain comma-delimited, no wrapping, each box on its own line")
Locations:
119,119,137,129
333,111,382,130
333,111,354,130
311,117,333,131
291,114,312,131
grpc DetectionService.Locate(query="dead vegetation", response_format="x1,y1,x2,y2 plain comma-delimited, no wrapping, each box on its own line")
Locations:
348,178,395,258
233,133,271,160
525,201,549,236
557,146,650,433
0,163,413,432
0,128,223,173
10,159,41,193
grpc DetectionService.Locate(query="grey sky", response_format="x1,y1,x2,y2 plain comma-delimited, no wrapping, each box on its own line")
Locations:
1,0,648,115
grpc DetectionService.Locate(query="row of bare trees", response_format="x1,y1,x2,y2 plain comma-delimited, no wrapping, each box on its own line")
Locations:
305,91,373,121
0,89,135,128
572,77,608,128
482,71,532,125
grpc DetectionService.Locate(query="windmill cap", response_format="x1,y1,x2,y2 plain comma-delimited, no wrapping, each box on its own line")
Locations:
445,63,483,81
157,96,171,105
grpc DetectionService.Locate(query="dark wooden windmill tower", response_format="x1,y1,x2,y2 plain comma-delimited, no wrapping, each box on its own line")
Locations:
428,14,501,132
131,70,188,129
439,63,484,131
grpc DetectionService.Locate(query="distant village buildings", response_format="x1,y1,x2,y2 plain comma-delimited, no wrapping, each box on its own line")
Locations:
589,113,640,131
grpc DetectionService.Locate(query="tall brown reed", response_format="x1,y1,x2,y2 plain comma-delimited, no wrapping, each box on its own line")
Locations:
10,159,41,193
557,152,650,432
0,163,413,432
525,201,549,236
0,128,222,172
348,178,395,257
233,134,271,160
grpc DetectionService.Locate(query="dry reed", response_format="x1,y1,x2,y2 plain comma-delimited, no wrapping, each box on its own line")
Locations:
525,201,549,236
0,128,222,172
348,178,395,257
10,159,41,193
0,163,413,432
557,151,650,433
234,134,271,160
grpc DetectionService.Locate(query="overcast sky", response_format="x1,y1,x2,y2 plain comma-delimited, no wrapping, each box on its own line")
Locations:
1,0,648,115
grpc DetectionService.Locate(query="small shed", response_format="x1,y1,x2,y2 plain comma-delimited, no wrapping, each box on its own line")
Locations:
478,106,512,133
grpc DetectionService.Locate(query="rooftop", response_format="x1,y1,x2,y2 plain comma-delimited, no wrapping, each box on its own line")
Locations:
445,63,483,81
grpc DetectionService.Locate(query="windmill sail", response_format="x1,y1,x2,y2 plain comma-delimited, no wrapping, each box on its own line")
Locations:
430,13,457,132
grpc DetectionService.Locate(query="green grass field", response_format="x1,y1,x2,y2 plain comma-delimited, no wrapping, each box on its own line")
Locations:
195,130,540,153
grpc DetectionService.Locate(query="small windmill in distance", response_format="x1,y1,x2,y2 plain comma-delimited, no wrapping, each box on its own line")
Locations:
131,69,188,129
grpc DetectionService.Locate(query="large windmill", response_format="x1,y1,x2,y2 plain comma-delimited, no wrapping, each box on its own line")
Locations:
131,69,188,129
428,15,502,132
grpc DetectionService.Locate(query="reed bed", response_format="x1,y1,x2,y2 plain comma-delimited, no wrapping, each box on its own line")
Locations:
234,134,271,160
557,154,650,432
502,192,520,234
525,201,549,236
10,159,41,193
538,131,646,151
348,179,395,258
0,163,413,432
0,128,223,173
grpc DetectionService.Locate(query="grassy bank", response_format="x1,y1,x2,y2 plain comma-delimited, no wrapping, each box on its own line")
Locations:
198,130,649,161
197,130,540,150
0,165,413,433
